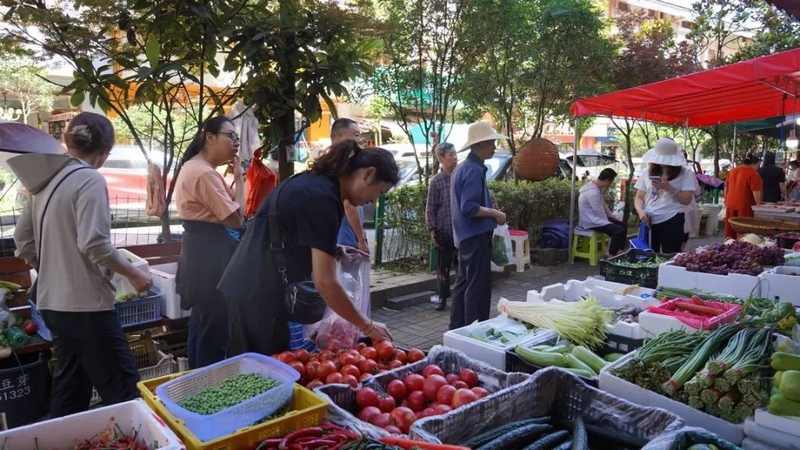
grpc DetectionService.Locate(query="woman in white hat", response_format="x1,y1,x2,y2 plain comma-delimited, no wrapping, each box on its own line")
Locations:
634,137,697,253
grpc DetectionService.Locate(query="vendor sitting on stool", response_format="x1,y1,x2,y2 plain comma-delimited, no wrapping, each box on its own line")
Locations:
578,168,626,256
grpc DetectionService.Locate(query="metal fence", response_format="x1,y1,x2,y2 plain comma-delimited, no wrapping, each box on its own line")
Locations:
374,191,433,272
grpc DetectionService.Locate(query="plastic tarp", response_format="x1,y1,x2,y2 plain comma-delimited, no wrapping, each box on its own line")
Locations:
570,48,800,127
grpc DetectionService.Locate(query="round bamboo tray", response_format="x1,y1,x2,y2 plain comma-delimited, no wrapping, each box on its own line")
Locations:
728,217,800,237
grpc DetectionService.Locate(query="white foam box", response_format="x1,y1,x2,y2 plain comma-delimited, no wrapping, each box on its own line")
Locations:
111,248,150,298
599,352,746,445
0,399,185,449
759,266,800,305
742,437,783,450
754,407,800,439
658,261,762,299
637,310,704,337
150,262,191,319
746,414,800,449
442,316,550,370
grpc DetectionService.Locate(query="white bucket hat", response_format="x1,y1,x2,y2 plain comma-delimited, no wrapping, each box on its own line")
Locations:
642,137,686,167
459,121,508,152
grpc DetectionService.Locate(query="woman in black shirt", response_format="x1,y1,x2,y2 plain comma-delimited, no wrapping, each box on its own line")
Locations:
758,152,787,203
219,140,399,355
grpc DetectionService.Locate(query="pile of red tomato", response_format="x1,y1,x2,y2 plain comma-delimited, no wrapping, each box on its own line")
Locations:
272,341,427,390
353,364,489,434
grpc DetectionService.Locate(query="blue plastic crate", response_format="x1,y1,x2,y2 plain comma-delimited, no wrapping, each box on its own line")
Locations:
114,288,163,327
154,353,301,442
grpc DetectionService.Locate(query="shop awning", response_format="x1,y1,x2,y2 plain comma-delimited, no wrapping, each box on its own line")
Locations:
570,48,800,127
766,0,800,20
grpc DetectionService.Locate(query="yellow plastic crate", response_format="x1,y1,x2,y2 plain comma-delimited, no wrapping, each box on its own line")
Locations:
137,371,329,450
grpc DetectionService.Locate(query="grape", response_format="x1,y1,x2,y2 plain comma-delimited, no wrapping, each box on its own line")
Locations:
671,241,780,276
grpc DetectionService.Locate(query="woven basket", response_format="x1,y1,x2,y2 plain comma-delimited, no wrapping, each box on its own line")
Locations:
514,138,559,181
728,217,800,237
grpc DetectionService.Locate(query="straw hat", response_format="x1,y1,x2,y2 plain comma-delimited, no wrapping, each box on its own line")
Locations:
459,121,508,152
642,137,686,167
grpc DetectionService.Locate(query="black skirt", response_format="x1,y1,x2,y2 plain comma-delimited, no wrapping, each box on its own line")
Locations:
176,220,238,310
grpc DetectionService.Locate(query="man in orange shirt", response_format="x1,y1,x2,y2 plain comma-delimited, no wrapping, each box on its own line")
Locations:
724,155,763,239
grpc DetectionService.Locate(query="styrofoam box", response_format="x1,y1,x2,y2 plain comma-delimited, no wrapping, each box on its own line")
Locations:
637,310,703,337
742,437,783,450
442,317,551,369
526,278,658,339
112,249,150,298
759,266,800,305
658,261,762,299
150,262,191,319
753,407,800,439
599,352,746,445
746,414,800,449
0,399,185,450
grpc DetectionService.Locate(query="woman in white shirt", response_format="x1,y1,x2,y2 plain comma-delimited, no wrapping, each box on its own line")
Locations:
788,161,800,201
634,138,697,253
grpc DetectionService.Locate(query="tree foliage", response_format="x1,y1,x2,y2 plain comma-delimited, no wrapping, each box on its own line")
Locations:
0,56,54,126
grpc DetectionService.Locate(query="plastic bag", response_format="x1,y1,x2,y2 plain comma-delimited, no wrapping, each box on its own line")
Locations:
644,426,742,450
718,205,726,221
491,225,512,266
315,253,371,351
645,298,741,330
244,150,277,217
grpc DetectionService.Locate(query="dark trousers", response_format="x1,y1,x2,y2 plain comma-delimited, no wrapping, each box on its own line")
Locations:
450,233,491,330
591,222,627,255
651,213,685,254
42,310,140,418
434,234,456,300
187,298,230,369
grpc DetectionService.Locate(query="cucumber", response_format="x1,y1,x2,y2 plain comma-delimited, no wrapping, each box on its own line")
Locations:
553,442,572,450
516,345,568,367
543,345,572,354
603,353,625,362
585,423,648,449
562,367,595,378
570,416,587,450
461,418,550,448
477,423,553,450
572,347,607,374
565,354,596,376
521,430,570,450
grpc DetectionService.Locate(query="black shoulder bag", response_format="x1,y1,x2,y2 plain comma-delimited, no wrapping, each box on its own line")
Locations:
268,177,327,324
29,164,92,304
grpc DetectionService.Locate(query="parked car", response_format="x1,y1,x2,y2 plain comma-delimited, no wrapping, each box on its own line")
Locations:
100,145,174,204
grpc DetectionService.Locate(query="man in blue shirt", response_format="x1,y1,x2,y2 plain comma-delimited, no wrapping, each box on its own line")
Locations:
330,118,369,252
449,122,507,330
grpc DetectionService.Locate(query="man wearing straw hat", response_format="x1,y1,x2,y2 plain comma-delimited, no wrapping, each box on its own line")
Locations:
449,121,507,330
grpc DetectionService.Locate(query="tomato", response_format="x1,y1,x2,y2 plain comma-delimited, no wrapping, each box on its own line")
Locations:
288,361,305,380
360,346,378,361
387,360,404,370
386,379,407,402
371,412,392,428
423,375,448,401
407,348,425,363
433,404,452,415
407,390,427,412
355,342,367,350
471,387,490,399
436,384,457,405
306,379,324,390
393,349,407,364
359,373,373,382
459,369,479,388
319,350,335,361
354,354,366,365
306,361,321,380
22,320,37,335
292,348,310,364
356,387,380,409
419,407,436,419
277,351,295,364
404,374,425,393
342,374,359,388
357,405,381,423
318,360,338,379
376,341,395,360
326,372,344,384
339,364,359,378
422,364,444,378
358,359,378,375
384,425,402,435
326,339,343,351
377,394,396,413
339,352,357,367
452,380,469,390
445,374,459,385
451,388,478,409
390,406,416,433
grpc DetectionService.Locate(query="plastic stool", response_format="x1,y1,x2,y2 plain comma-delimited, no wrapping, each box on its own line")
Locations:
572,229,607,266
508,229,530,272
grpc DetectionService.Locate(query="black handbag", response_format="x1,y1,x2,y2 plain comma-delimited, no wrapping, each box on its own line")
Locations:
268,177,327,324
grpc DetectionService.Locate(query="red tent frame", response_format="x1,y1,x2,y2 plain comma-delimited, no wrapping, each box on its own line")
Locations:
571,48,800,127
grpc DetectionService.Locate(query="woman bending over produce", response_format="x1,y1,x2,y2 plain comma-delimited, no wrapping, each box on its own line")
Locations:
220,140,399,355
174,116,244,369
634,138,696,253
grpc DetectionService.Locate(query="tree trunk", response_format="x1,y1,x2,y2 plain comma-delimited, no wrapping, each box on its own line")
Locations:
277,11,297,182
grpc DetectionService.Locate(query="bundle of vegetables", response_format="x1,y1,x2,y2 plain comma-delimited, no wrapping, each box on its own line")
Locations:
513,340,623,378
459,415,649,450
466,316,537,347
0,280,21,300
606,253,671,269
498,297,611,349
179,373,280,415
768,352,800,417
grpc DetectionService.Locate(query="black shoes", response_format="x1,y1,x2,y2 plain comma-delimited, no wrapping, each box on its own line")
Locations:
434,297,447,311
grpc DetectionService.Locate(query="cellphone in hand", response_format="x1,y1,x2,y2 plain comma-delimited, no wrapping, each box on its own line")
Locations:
649,175,662,182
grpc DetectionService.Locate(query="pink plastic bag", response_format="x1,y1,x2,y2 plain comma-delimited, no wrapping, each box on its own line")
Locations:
646,298,741,330
315,251,371,351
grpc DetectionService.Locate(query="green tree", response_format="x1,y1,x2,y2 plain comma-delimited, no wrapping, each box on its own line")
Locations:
688,0,757,67
225,0,381,181
0,57,55,126
1,0,245,240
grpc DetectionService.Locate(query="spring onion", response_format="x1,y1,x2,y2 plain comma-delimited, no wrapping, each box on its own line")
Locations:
723,327,772,385
662,323,741,397
497,297,612,349
707,328,756,375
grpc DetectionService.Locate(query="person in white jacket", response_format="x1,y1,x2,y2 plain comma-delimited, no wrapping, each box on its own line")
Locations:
578,168,626,256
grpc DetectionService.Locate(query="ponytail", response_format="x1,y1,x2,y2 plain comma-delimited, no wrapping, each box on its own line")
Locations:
311,140,400,185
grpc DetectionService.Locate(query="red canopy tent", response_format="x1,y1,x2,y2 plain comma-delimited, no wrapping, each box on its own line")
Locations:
566,48,800,261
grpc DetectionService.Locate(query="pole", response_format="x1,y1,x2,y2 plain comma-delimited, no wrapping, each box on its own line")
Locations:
732,124,738,166
374,194,385,265
568,117,580,263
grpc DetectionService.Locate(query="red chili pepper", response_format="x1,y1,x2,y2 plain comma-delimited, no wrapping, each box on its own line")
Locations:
255,438,283,450
280,427,324,449
300,438,340,449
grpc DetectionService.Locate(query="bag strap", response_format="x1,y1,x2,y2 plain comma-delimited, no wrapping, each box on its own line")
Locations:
268,173,302,285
